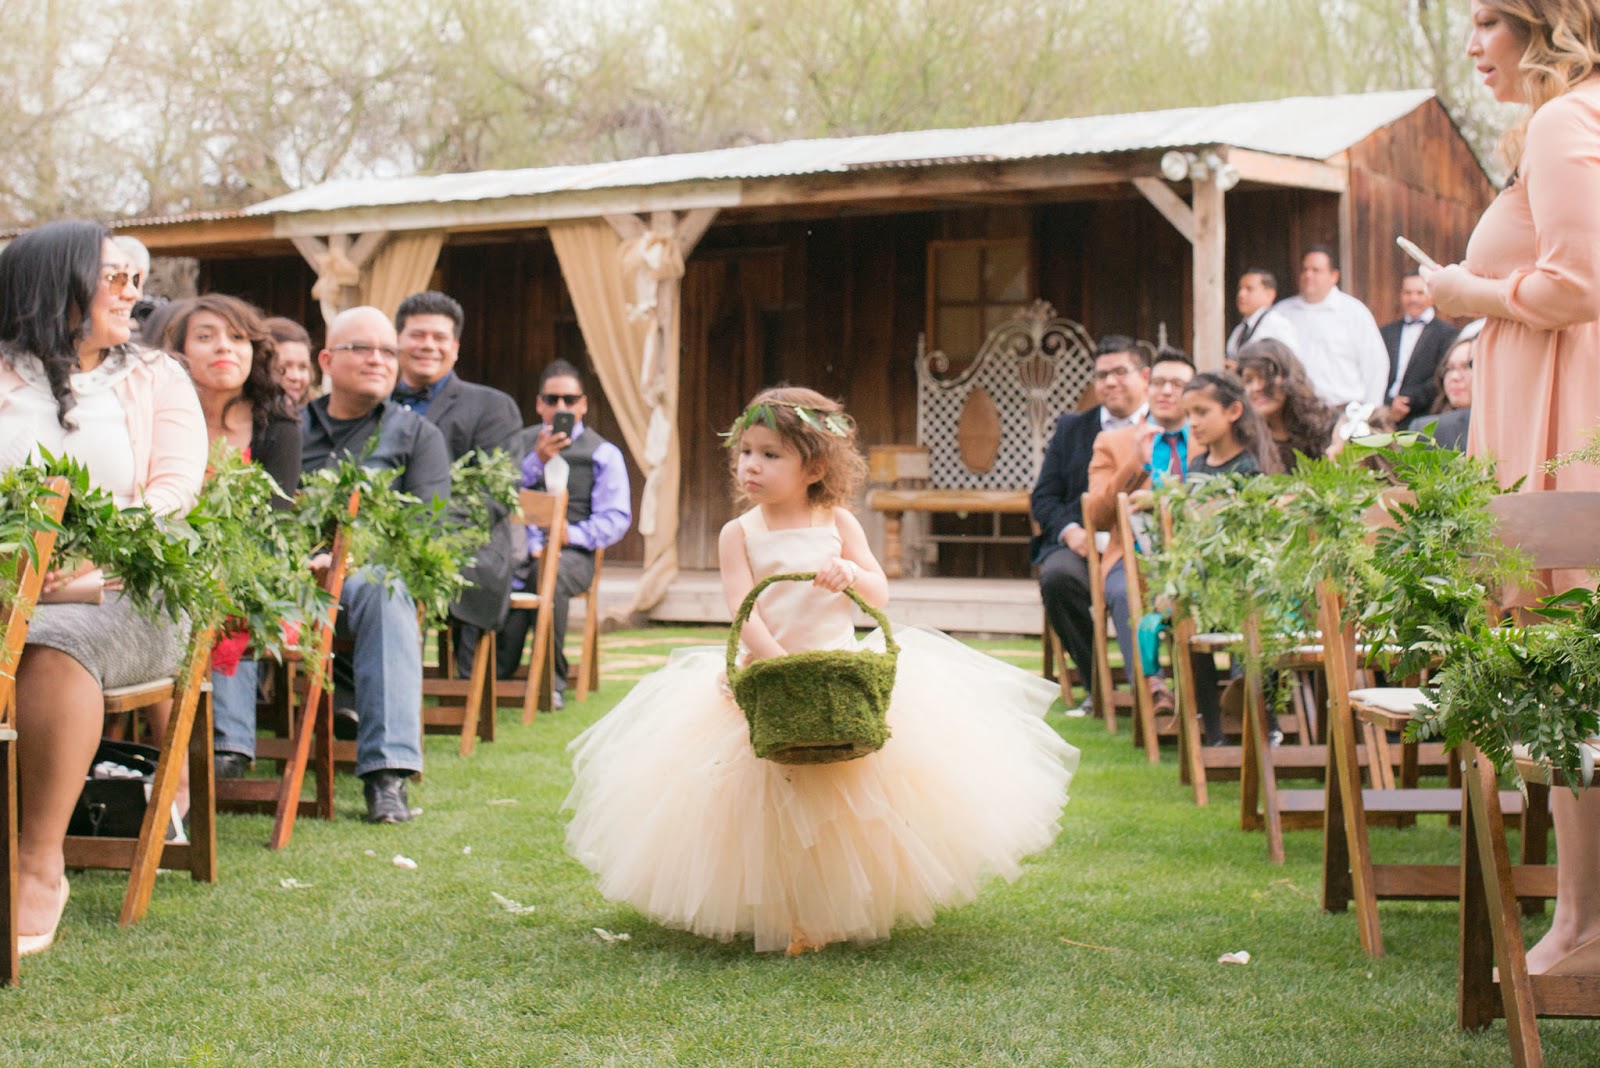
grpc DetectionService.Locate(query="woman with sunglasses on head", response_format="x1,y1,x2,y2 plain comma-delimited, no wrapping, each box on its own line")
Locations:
0,220,206,958
1234,338,1338,472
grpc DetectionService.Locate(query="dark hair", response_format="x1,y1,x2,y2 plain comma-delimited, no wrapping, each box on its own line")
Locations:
1151,345,1194,370
1430,334,1475,415
162,294,296,431
395,290,464,338
1183,371,1284,475
1401,270,1424,284
0,219,112,429
1241,267,1278,293
1234,338,1336,471
263,315,311,349
1302,244,1339,273
726,385,867,508
1095,335,1150,369
539,359,585,393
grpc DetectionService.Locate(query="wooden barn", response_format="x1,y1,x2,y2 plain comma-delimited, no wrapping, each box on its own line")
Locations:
115,88,1493,618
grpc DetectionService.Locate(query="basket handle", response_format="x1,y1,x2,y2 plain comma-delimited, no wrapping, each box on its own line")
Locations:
725,571,898,681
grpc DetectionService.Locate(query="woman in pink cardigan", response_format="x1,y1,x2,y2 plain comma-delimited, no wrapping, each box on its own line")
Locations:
0,220,206,958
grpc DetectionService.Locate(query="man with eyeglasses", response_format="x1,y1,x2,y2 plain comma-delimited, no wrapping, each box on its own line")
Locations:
1031,335,1151,716
391,290,523,679
294,305,450,823
480,359,631,706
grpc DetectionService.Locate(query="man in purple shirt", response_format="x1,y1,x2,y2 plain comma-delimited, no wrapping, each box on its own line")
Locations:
491,360,631,706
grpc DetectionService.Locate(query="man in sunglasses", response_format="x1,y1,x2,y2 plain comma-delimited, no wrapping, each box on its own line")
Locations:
292,305,450,823
391,290,522,678
480,359,631,707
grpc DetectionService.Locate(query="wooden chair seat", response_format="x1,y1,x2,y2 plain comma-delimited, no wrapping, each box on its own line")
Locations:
421,620,495,757
497,489,568,723
102,678,177,711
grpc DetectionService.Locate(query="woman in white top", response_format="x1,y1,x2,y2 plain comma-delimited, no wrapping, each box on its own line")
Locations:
0,220,206,958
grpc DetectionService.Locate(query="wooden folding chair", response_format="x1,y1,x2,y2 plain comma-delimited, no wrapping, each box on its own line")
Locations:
1114,492,1180,763
500,489,568,724
571,546,605,703
1,477,68,985
420,617,496,757
1083,495,1134,733
214,489,359,850
1458,491,1600,1063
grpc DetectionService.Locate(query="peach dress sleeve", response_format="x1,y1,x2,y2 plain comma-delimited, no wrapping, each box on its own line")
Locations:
1465,80,1600,505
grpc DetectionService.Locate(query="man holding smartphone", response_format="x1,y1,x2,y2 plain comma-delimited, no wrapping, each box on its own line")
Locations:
493,360,632,705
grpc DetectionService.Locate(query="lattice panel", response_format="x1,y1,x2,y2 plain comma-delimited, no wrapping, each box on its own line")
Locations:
915,301,1095,490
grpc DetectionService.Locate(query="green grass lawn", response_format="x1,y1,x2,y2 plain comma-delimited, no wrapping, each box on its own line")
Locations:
7,627,1599,1066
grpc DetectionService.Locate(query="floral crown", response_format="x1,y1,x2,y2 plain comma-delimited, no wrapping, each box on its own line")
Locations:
720,399,853,448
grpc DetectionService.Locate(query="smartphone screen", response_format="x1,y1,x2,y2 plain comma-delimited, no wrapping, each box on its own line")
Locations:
551,411,576,438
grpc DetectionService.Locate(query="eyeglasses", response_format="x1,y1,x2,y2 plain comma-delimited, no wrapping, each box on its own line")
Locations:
1092,366,1135,382
332,342,400,360
102,268,143,291
1149,375,1190,391
540,392,584,407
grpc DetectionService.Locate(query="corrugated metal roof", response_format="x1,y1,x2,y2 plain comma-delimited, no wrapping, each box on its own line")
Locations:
247,89,1436,218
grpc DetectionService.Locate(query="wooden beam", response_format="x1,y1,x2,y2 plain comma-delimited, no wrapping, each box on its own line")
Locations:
1227,148,1348,194
1191,175,1227,373
675,207,718,256
1132,178,1196,243
116,216,278,253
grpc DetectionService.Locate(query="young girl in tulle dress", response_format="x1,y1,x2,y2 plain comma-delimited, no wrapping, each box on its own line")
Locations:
564,386,1078,954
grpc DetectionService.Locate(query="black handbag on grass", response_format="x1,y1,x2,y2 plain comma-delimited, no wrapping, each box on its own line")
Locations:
67,739,161,838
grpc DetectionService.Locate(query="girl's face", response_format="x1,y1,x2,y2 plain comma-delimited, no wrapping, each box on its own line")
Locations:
1240,369,1282,420
736,424,818,508
1468,0,1529,104
1443,345,1474,410
273,341,313,403
85,239,138,352
1183,389,1243,450
182,310,253,396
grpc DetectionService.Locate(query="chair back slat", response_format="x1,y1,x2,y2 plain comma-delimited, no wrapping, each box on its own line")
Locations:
1488,491,1600,571
516,488,569,530
0,477,70,727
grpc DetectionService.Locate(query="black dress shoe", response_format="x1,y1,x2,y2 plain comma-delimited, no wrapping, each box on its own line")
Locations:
214,752,251,779
333,706,360,741
363,771,413,824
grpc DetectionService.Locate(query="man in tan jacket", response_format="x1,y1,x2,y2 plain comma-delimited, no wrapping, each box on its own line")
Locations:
1080,348,1197,713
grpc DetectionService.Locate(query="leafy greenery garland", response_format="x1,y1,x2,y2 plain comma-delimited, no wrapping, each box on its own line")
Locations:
719,400,853,447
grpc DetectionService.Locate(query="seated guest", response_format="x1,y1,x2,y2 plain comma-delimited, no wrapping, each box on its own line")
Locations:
1380,271,1459,425
159,296,301,781
263,316,318,409
490,360,631,707
300,306,451,823
1032,335,1151,716
1235,339,1338,473
388,290,523,679
1082,347,1196,716
1409,320,1482,452
0,220,206,957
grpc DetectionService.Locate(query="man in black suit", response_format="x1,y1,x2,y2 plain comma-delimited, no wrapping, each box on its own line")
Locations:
1031,336,1151,715
391,290,524,676
1380,272,1459,425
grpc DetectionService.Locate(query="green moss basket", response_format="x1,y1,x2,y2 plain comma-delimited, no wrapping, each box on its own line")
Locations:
727,571,898,765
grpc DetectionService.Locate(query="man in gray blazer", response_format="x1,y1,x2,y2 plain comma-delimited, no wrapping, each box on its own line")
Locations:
392,290,524,676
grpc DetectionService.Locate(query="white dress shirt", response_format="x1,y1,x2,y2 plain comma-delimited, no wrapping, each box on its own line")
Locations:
1388,307,1434,399
1226,305,1302,359
1274,288,1390,408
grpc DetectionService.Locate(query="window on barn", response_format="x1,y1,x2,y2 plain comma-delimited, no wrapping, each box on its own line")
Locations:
925,238,1034,371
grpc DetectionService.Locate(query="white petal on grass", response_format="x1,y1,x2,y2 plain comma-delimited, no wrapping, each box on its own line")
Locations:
1218,950,1251,965
487,798,518,806
462,846,473,856
278,878,314,890
492,892,536,915
392,854,419,870
593,927,631,943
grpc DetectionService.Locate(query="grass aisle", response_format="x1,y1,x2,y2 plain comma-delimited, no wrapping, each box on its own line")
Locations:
6,628,1598,1066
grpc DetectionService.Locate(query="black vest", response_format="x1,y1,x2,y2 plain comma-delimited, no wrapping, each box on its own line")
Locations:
535,425,605,527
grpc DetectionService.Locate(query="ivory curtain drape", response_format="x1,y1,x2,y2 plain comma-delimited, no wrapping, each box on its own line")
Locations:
362,231,445,318
293,229,446,325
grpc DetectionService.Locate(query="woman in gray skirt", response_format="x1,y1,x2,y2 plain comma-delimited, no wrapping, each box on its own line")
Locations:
0,220,207,957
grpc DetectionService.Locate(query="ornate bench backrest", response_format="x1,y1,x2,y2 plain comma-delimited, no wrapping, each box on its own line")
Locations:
914,300,1095,490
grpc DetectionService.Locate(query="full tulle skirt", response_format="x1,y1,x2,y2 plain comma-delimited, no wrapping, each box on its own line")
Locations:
564,627,1079,952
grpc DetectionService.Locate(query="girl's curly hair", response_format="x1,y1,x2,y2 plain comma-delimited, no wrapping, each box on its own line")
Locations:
1235,338,1337,472
726,385,867,509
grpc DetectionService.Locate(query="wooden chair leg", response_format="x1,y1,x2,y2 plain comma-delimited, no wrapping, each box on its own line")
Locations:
186,686,217,884
576,587,601,703
457,631,496,757
271,661,332,851
1171,627,1209,806
1460,743,1544,1065
1,733,17,987
522,601,555,725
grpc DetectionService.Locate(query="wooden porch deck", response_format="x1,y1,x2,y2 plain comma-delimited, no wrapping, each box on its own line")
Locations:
584,566,1044,638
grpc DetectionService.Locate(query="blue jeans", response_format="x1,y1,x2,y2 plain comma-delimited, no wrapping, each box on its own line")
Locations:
211,567,423,778
1104,559,1136,687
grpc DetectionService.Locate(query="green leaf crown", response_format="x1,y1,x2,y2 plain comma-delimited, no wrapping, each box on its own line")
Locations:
720,400,853,448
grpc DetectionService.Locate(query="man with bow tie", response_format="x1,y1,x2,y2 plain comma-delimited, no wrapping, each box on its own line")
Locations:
1379,272,1460,425
391,290,523,677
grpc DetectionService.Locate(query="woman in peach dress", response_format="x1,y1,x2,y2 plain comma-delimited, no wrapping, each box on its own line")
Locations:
1426,0,1600,977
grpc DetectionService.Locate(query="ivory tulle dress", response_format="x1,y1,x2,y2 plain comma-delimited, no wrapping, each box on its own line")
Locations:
564,506,1079,952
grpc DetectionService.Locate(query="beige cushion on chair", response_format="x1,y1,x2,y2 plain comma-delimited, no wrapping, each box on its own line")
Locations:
1348,687,1426,715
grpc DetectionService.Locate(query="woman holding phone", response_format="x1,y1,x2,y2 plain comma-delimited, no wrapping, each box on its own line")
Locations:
1424,0,1600,977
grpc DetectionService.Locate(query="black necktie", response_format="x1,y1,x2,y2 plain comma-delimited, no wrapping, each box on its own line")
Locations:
392,384,429,406
1237,316,1260,347
1403,317,1422,326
